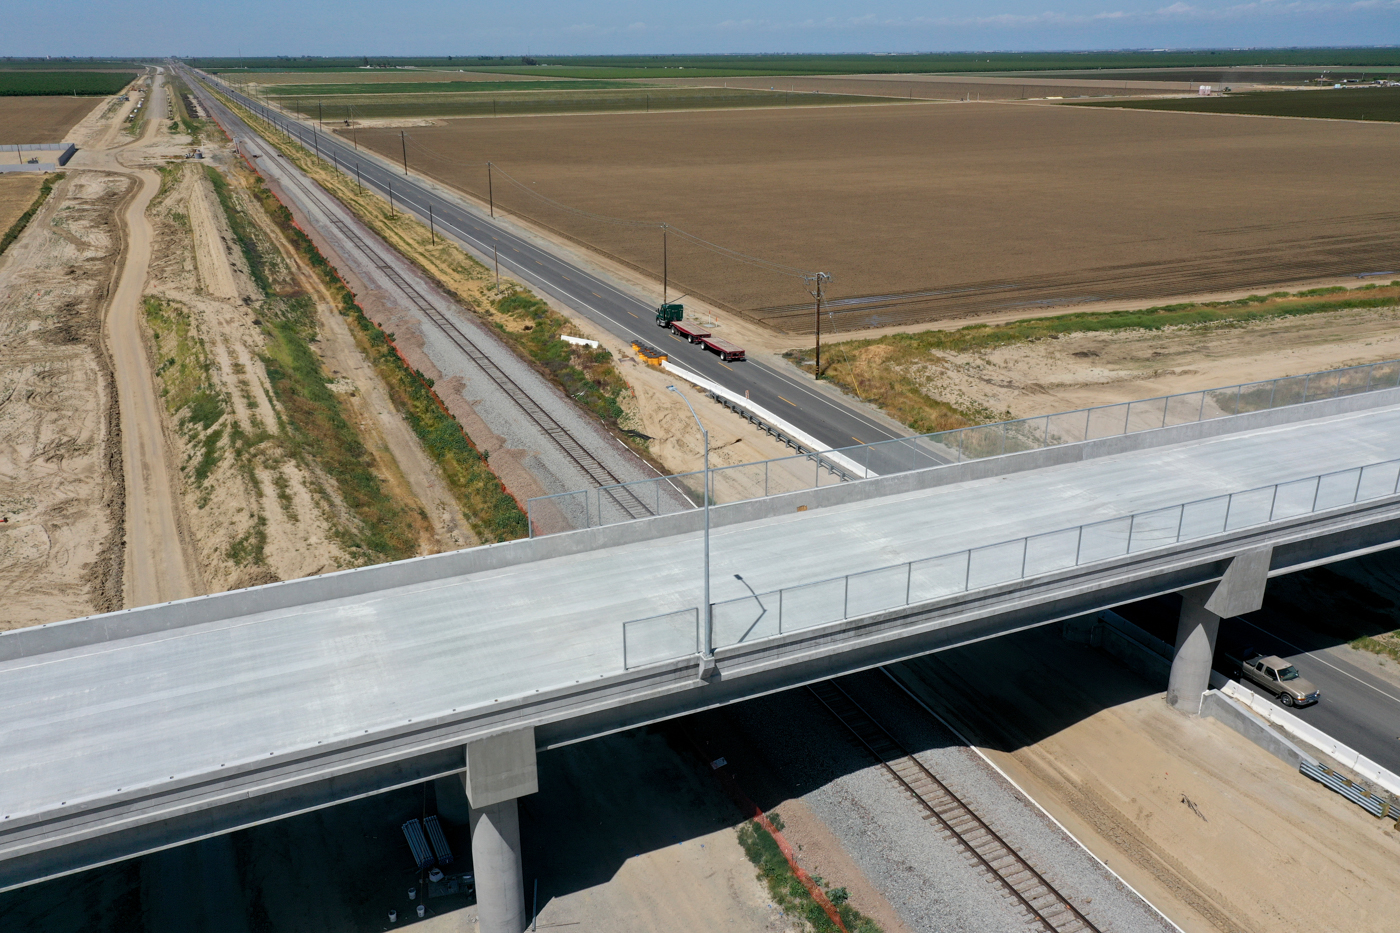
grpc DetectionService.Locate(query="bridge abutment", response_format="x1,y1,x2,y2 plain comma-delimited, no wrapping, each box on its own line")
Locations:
463,727,538,933
1168,547,1272,714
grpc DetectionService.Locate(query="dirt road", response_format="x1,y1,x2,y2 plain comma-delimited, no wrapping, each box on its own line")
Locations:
85,70,203,606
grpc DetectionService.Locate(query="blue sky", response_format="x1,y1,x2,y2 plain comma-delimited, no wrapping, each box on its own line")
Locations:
5,1,1398,57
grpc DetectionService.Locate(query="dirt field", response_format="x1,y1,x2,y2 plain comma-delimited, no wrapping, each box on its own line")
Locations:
0,172,127,629
0,174,42,232
0,95,106,143
350,102,1399,334
897,625,1400,933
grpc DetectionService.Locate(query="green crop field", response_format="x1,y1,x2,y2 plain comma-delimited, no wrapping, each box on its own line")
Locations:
0,71,138,96
0,58,140,71
279,86,906,120
264,79,643,96
187,48,1400,77
1071,86,1400,123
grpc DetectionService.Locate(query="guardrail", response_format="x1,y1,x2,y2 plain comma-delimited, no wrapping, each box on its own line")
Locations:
625,456,1400,665
532,357,1400,536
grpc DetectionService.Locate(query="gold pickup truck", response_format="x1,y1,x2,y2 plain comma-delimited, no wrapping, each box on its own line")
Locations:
1241,654,1321,707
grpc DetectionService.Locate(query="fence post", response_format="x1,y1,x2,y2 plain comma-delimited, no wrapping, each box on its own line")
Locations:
1043,415,1051,447
1000,422,1008,456
1268,378,1276,409
1224,493,1235,531
1074,524,1085,564
1127,512,1138,552
1267,484,1280,521
778,588,784,633
1198,392,1206,421
1084,408,1091,441
1019,538,1029,578
843,576,850,618
1160,398,1168,428
1123,403,1131,435
1353,468,1364,503
1311,476,1322,512
1174,504,1185,542
905,562,913,605
765,459,770,497
958,430,965,463
1303,373,1312,402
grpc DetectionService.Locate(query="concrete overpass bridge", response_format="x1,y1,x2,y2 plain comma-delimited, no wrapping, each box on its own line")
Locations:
6,373,1400,931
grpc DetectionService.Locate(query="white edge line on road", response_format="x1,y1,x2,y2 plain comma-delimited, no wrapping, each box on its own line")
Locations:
880,666,1188,933
661,362,876,479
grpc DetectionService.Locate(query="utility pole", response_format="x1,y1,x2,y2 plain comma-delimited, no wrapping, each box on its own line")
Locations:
494,246,499,290
313,128,320,161
318,100,323,128
807,272,831,377
487,162,494,218
351,106,358,150
662,225,668,305
388,180,395,217
355,163,363,194
400,130,408,175
429,204,436,244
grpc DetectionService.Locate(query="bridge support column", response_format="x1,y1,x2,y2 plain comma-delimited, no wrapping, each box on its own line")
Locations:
1168,547,1272,714
463,727,537,933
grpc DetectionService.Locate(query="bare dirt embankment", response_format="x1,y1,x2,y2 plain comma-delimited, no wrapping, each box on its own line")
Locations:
0,172,127,629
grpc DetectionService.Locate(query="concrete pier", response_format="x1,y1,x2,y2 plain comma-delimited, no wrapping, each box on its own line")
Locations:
463,728,538,933
1168,547,1272,714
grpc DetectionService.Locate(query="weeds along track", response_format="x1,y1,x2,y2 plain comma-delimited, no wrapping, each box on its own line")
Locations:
204,89,658,522
808,681,1103,933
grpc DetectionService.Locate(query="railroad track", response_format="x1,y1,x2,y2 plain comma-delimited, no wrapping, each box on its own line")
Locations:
808,681,1102,933
199,81,657,523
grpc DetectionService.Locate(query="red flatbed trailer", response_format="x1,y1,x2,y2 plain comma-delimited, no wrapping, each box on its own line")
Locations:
670,321,711,343
699,335,746,361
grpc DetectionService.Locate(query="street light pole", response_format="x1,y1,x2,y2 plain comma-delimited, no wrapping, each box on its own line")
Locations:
667,385,712,671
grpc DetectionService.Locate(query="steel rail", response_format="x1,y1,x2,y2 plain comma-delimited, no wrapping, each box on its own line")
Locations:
808,680,1102,933
194,76,657,524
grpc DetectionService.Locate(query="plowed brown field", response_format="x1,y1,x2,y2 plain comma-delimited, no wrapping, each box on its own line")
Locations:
350,102,1400,334
0,96,104,144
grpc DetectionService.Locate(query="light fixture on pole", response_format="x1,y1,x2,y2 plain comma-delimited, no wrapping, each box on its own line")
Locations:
667,385,713,677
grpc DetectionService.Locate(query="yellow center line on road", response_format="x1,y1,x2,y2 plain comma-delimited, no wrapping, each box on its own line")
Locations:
628,311,637,318
719,361,733,371
777,395,797,407
592,292,601,298
851,436,864,445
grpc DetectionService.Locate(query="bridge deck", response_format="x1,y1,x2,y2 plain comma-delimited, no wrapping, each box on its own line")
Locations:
4,404,1400,822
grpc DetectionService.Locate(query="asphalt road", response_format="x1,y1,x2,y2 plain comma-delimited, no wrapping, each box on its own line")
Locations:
1114,597,1400,777
191,70,948,477
1222,610,1400,776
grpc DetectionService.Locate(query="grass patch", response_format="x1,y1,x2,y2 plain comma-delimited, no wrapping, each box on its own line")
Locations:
0,71,137,96
1071,86,1400,123
736,816,881,933
492,288,630,429
231,159,528,542
0,172,62,259
259,294,422,560
797,284,1400,433
144,296,228,497
204,164,273,294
